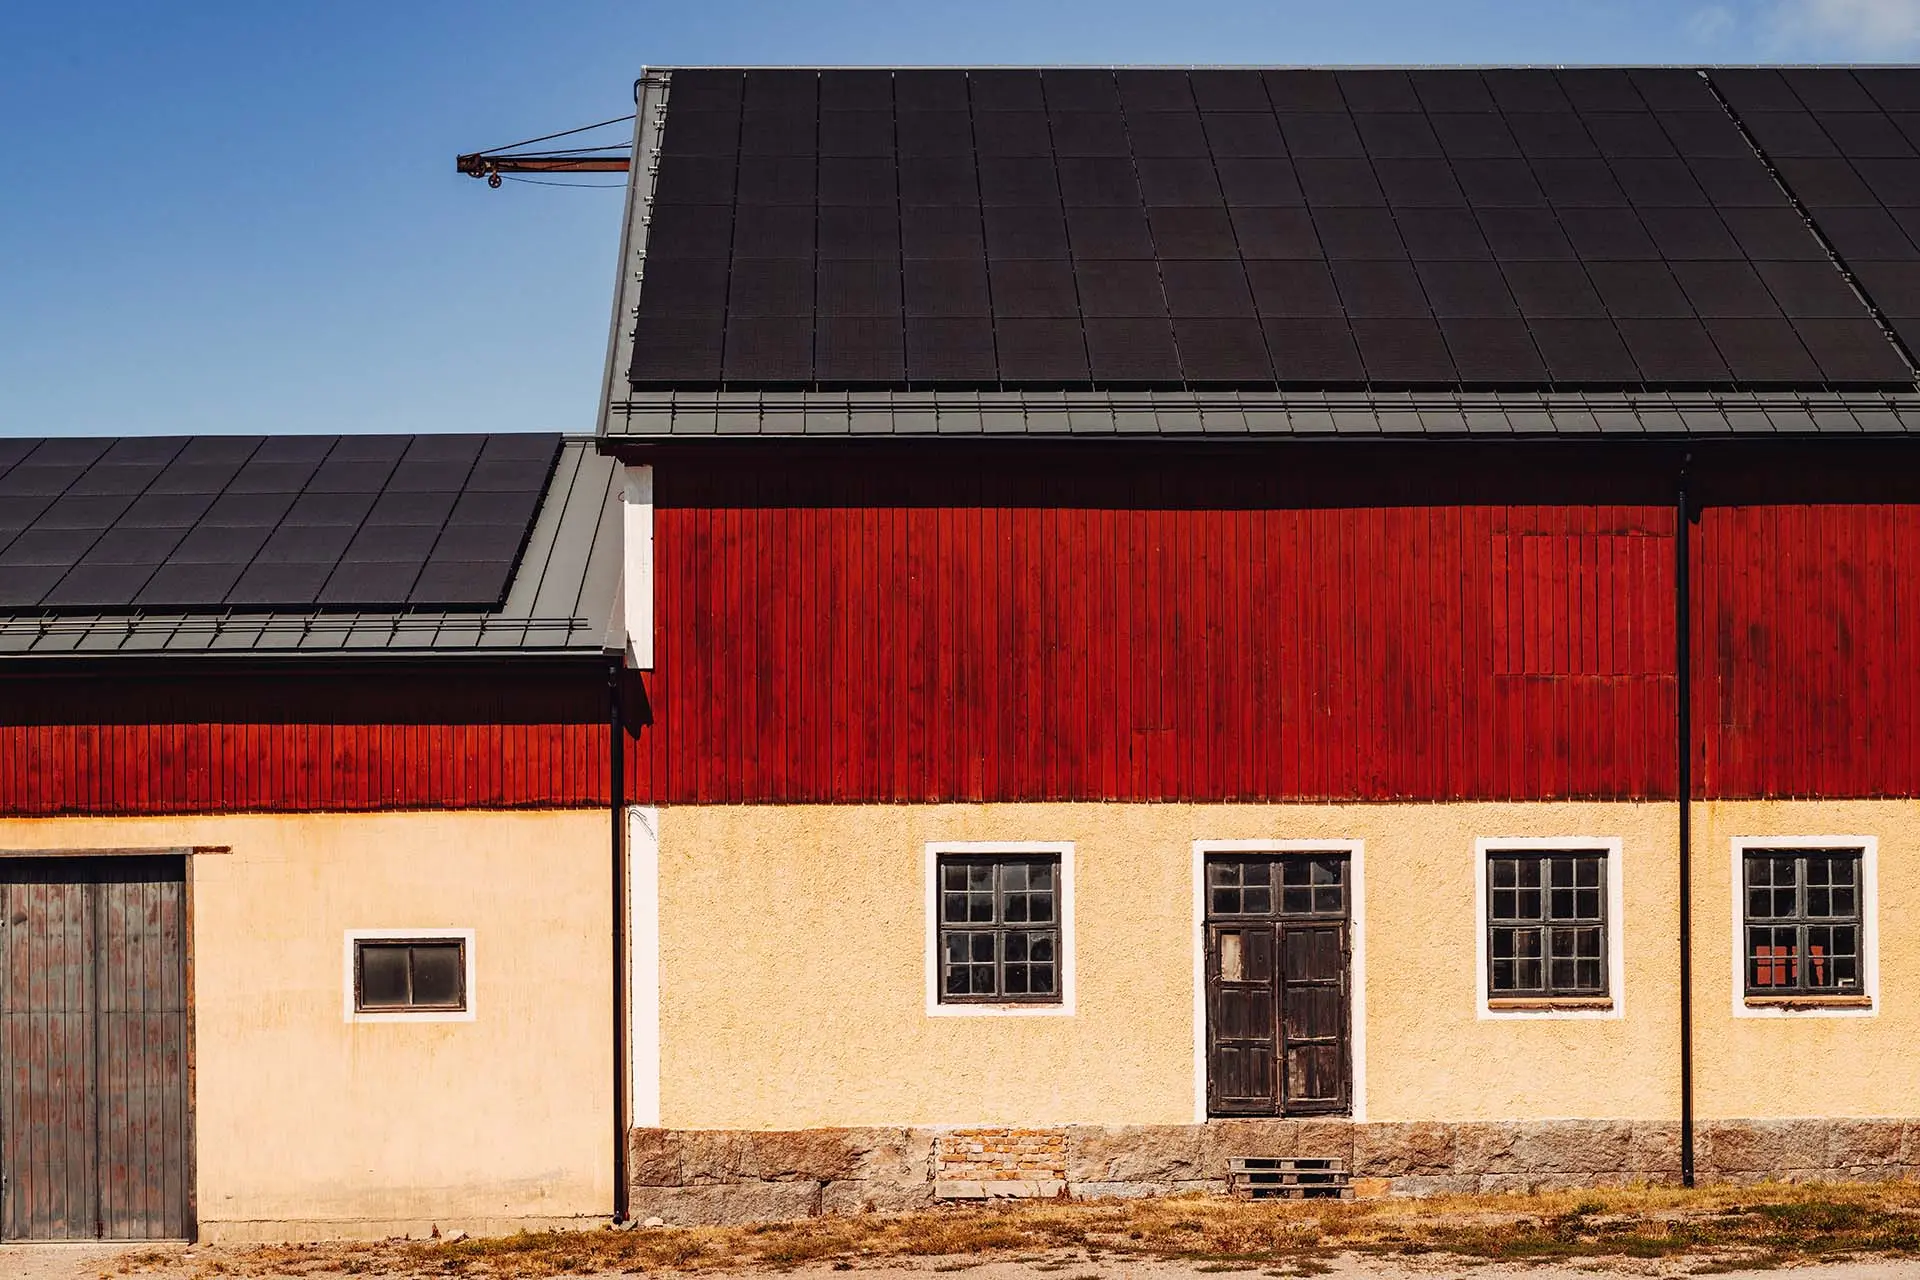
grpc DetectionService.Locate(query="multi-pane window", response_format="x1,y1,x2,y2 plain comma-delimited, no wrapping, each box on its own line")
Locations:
1487,851,1607,998
1207,856,1347,918
938,856,1060,1003
1744,849,1864,996
355,939,467,1013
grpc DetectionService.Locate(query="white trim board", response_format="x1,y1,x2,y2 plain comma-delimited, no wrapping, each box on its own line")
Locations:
1730,835,1879,1020
924,841,1076,1018
623,465,655,669
342,928,477,1024
1473,837,1627,1021
630,805,663,1126
1191,839,1367,1124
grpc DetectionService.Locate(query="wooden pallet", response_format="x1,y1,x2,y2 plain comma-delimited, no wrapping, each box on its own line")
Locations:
1227,1156,1352,1200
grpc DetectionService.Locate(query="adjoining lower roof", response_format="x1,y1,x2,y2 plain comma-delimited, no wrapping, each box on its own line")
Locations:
0,437,622,660
601,64,1920,420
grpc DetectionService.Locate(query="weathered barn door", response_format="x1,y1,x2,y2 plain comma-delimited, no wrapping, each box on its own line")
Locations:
0,855,190,1240
1204,853,1350,1117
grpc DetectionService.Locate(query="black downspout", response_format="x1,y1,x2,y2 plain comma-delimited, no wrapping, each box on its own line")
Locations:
1677,455,1696,1189
610,660,631,1221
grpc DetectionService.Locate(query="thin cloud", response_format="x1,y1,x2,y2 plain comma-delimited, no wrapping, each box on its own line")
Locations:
1765,0,1920,54
1689,5,1739,41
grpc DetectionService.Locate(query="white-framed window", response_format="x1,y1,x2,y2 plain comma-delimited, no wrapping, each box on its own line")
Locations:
1474,838,1625,1020
925,842,1074,1017
343,928,476,1023
1731,836,1877,1019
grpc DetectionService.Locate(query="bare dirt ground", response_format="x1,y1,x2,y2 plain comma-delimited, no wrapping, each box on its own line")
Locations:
11,1182,1920,1280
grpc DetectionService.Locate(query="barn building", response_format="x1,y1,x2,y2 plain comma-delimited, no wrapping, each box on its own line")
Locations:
601,65,1920,1219
13,60,1920,1244
0,434,626,1241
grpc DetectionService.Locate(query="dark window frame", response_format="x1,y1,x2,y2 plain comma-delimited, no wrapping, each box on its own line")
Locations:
353,937,469,1014
935,853,1063,1005
1485,848,1610,1000
1742,847,1866,998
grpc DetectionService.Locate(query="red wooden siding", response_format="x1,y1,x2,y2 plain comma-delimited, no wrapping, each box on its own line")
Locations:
1,670,607,816
628,456,1680,803
1697,502,1920,799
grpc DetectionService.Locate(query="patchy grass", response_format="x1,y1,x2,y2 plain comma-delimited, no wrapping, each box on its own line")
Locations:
106,1180,1920,1278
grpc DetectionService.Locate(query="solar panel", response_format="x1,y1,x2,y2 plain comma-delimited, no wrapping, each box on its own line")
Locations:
1529,318,1640,382
1230,206,1323,258
897,112,974,157
1264,318,1365,380
983,206,1070,257
726,318,816,381
1259,72,1351,113
989,260,1079,316
902,206,985,258
1049,112,1130,157
1333,261,1429,316
1706,317,1821,382
993,319,1088,381
905,317,997,379
1041,69,1120,113
820,69,892,111
1075,260,1168,316
817,110,890,158
1085,317,1181,380
1160,260,1256,316
1173,318,1272,381
973,112,1051,157
133,563,245,609
45,564,163,609
1350,317,1456,380
816,316,906,381
1065,205,1155,261
1245,260,1344,316
1418,261,1520,316
1502,261,1608,316
819,158,895,206
979,157,1063,205
635,66,1920,392
1147,206,1239,257
1615,317,1730,380
1126,112,1210,158
906,259,991,315
894,70,969,112
1058,157,1143,206
1795,317,1913,381
664,68,743,112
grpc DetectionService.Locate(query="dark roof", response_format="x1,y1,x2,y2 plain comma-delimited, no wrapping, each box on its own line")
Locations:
604,65,1920,416
0,437,622,659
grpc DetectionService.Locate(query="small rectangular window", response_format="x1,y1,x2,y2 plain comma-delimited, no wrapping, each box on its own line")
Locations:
1486,850,1608,998
1743,848,1864,996
937,855,1060,1004
355,939,467,1013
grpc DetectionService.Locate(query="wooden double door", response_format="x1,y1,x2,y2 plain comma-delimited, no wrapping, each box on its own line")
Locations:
0,855,191,1240
1204,852,1352,1117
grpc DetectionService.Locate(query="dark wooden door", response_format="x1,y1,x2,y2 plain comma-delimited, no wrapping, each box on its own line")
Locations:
1204,854,1351,1117
0,856,190,1241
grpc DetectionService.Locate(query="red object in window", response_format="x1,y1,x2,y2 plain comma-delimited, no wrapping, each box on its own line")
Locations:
1808,942,1827,988
1755,944,1794,987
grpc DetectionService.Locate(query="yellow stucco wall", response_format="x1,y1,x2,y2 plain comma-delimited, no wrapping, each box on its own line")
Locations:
0,811,612,1239
655,802,1684,1130
1692,799,1920,1120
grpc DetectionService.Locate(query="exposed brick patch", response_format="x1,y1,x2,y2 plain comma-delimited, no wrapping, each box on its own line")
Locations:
935,1128,1068,1199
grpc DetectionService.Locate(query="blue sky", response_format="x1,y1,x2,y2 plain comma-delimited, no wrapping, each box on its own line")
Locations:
3,0,1917,439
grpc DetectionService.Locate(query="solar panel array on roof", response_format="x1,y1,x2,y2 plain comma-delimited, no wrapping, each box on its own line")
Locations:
627,66,1920,392
0,434,561,613
1712,68,1920,366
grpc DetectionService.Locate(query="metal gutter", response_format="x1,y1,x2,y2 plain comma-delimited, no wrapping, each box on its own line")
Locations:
1676,454,1697,1188
609,661,630,1221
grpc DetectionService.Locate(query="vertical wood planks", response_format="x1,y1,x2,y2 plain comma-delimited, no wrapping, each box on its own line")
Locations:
0,856,188,1242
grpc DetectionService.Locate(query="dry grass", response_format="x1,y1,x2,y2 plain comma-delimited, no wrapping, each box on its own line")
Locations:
109,1181,1920,1279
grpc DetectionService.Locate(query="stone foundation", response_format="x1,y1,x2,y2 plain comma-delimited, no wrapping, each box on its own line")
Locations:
628,1118,1920,1225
